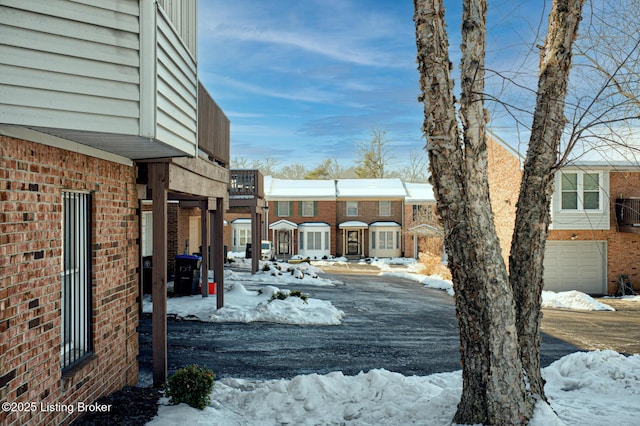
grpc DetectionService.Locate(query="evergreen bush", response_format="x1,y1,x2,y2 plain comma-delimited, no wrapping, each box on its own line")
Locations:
166,364,215,410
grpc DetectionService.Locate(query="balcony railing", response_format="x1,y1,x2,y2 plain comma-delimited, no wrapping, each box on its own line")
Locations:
616,198,640,233
198,82,230,166
230,169,264,200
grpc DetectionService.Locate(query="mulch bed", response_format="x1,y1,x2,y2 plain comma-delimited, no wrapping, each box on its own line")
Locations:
71,386,163,426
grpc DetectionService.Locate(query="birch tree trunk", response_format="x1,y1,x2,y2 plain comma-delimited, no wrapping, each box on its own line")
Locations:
414,1,531,423
510,0,587,400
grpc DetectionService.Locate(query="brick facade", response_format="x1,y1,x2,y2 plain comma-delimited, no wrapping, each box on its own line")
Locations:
335,200,403,257
0,136,139,426
267,200,338,255
486,136,522,266
548,171,640,294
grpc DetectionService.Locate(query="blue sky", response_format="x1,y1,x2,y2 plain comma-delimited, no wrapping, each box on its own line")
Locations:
197,1,550,168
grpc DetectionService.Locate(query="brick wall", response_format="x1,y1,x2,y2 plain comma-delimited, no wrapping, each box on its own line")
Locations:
548,171,640,294
487,136,522,266
0,136,139,426
335,200,403,257
267,200,338,255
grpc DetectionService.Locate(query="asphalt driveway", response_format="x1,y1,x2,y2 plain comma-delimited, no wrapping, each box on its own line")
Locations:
138,269,581,383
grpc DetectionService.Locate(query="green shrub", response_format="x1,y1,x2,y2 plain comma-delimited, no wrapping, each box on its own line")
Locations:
166,364,215,410
269,290,308,304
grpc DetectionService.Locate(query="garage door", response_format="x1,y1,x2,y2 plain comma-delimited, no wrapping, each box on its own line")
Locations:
543,241,607,294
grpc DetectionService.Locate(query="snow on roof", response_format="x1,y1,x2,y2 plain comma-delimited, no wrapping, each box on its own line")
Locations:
336,178,406,198
369,221,401,228
231,218,251,224
266,177,336,200
298,222,330,227
338,221,369,228
403,182,435,203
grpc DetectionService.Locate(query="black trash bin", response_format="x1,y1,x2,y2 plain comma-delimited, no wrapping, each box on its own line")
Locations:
245,243,252,259
174,254,201,296
142,255,152,294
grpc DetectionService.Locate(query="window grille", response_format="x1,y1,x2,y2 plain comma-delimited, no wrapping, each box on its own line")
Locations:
61,192,93,370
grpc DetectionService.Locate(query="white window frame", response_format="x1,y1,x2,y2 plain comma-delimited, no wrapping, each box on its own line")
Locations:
307,232,322,250
379,201,391,216
560,171,603,212
346,201,358,216
301,201,315,217
379,231,394,249
277,202,290,217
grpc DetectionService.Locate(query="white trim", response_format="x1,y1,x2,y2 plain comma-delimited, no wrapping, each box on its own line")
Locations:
0,125,133,166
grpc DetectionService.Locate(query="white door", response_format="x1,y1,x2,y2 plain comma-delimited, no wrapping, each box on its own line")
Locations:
543,241,607,294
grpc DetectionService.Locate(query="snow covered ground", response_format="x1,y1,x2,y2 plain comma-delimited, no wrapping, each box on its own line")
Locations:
145,257,640,426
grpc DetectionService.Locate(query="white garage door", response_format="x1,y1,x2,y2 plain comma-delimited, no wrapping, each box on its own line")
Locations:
543,241,607,294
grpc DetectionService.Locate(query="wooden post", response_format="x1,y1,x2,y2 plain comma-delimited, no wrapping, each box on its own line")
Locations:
251,205,259,273
200,199,209,297
149,163,168,387
213,197,225,309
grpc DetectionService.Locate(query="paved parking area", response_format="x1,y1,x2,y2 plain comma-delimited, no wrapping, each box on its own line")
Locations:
138,270,581,383
541,298,640,355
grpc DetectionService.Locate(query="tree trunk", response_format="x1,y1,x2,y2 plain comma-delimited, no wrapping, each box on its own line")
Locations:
509,0,587,400
414,1,532,423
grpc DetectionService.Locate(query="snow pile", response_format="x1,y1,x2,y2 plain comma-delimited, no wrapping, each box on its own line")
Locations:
542,290,614,311
142,282,344,325
147,350,640,426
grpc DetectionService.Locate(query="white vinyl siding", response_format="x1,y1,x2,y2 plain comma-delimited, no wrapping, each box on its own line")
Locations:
0,1,140,133
0,0,198,158
156,8,197,154
550,170,610,230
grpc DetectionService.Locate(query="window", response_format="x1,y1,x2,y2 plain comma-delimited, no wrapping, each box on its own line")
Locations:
239,229,251,246
307,232,322,250
371,231,376,249
379,231,394,249
62,191,92,369
561,172,601,211
346,201,358,216
379,201,391,216
277,201,290,217
301,201,315,217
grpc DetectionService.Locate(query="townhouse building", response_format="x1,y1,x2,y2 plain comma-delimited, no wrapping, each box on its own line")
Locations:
1,1,229,424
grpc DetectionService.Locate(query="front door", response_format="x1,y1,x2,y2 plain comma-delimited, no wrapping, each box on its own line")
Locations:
278,231,290,255
347,230,360,255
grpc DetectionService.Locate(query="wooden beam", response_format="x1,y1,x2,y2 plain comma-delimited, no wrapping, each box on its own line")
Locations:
213,198,225,309
149,163,168,387
200,199,209,297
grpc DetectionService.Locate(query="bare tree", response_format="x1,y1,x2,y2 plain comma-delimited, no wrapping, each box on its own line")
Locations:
354,128,394,178
250,156,281,176
278,163,308,179
397,149,430,182
230,156,249,169
414,0,585,424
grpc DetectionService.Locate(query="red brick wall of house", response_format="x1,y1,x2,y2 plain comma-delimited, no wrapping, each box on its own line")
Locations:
0,136,139,426
487,136,522,266
548,171,640,294
267,200,337,255
403,202,439,259
335,200,403,257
